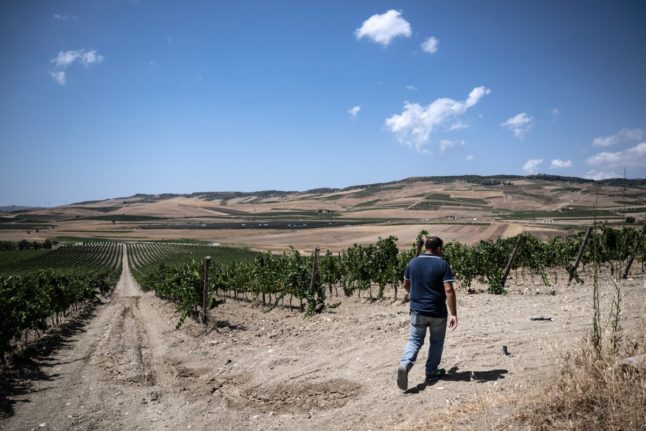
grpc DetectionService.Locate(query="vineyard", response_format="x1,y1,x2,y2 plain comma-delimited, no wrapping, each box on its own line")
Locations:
0,241,123,274
1,230,645,430
131,225,646,325
2,227,644,359
126,242,259,275
0,242,123,362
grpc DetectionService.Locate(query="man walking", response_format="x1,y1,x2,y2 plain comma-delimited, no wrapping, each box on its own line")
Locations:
397,236,457,390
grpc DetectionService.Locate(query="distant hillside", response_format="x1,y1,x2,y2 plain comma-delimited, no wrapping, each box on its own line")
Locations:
66,174,646,206
2,174,645,246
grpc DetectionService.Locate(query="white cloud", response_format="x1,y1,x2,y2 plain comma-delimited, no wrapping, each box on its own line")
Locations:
385,86,491,152
50,49,103,85
592,128,643,147
53,14,77,22
355,10,411,46
439,139,464,154
501,112,533,139
550,159,573,169
552,108,560,123
80,50,103,66
52,51,79,68
523,158,543,174
465,154,475,161
52,49,103,68
406,84,417,91
584,170,619,181
465,87,490,108
421,36,439,54
348,105,361,119
447,121,469,131
586,142,646,168
50,71,66,86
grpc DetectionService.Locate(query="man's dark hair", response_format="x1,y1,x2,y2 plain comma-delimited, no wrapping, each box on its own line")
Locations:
425,236,443,252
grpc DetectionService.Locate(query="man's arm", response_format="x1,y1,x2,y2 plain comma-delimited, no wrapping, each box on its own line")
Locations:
403,279,410,294
444,282,458,330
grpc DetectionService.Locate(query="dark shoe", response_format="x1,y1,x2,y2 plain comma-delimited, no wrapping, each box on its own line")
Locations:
426,368,446,382
397,365,408,390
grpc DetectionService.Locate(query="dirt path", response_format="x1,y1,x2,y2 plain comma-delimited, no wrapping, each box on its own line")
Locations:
1,247,644,430
0,245,194,431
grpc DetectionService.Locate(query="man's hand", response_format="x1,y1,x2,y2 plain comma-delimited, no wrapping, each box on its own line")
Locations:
448,315,458,330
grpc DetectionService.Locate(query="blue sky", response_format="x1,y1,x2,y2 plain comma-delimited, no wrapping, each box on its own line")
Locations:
1,1,646,206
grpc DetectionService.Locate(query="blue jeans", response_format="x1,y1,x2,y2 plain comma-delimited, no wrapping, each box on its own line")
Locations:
400,312,447,377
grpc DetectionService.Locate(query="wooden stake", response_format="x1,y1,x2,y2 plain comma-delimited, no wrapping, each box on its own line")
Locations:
569,226,592,285
202,256,211,324
501,235,524,287
310,247,320,297
622,224,646,279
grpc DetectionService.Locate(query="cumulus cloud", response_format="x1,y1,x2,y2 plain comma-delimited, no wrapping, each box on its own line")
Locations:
355,10,411,46
501,112,533,139
421,36,439,54
550,159,573,169
523,158,543,174
53,14,77,22
447,121,469,131
49,71,66,85
592,128,643,147
586,142,646,168
466,154,475,161
439,139,464,154
52,49,103,68
348,105,361,119
384,86,491,151
49,49,103,85
585,170,620,181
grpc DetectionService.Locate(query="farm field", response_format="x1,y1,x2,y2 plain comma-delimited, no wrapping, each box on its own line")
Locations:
0,237,644,430
1,176,645,251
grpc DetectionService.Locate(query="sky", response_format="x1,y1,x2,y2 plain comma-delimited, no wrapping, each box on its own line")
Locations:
1,1,646,206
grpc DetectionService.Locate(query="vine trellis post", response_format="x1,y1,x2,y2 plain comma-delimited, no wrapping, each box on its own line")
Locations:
501,235,524,287
309,247,320,297
568,226,592,285
622,223,646,279
202,256,211,324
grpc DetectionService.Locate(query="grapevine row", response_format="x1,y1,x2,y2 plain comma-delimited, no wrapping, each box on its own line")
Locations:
0,242,123,362
129,225,645,325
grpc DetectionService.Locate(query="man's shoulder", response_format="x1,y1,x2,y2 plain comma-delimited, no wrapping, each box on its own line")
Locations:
417,254,447,262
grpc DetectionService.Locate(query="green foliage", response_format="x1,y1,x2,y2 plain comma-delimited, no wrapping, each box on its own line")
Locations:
0,269,119,361
140,261,203,327
128,226,645,324
0,242,122,274
0,242,122,361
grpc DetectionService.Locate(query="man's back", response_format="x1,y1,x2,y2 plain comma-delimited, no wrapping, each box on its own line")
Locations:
405,254,454,318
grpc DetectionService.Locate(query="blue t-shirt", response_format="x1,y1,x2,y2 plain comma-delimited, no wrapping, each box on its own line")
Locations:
404,254,454,318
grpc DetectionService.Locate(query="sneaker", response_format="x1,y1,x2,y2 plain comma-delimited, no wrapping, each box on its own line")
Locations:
426,368,446,382
397,365,408,390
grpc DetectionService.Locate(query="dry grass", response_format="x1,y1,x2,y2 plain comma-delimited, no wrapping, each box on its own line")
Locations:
398,390,513,431
398,333,646,431
513,333,646,431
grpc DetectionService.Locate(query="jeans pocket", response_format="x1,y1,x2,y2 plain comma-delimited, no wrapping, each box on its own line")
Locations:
410,313,418,326
410,312,426,327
